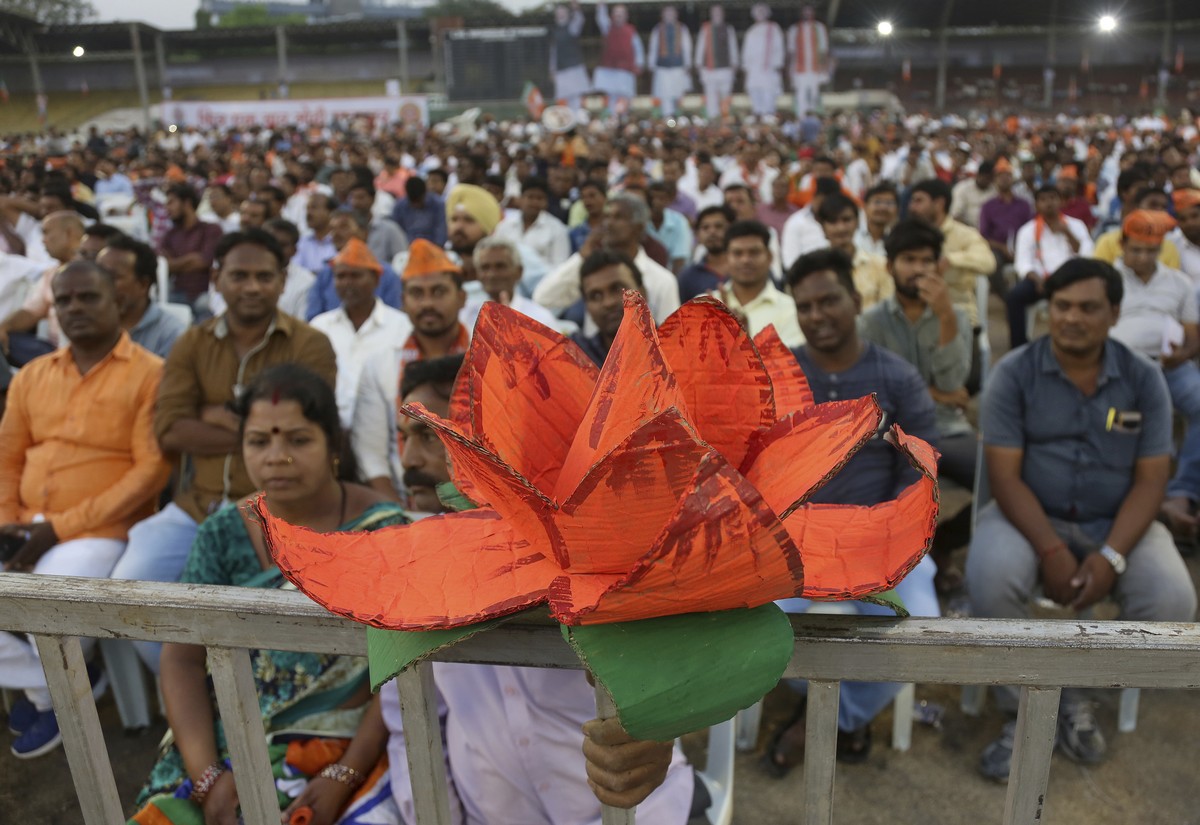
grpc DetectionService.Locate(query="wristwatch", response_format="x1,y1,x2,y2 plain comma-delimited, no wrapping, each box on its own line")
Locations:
1098,545,1127,575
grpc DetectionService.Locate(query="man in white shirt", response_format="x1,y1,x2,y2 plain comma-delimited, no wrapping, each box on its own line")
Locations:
1169,188,1200,286
494,177,571,270
693,5,738,121
199,184,241,233
950,161,998,230
463,236,560,331
678,156,724,213
781,178,842,269
533,194,680,334
311,237,412,427
1107,210,1200,544
709,219,804,347
786,6,830,118
1007,185,1095,347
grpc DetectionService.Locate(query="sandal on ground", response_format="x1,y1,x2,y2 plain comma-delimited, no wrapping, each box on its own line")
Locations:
759,698,807,779
836,724,873,764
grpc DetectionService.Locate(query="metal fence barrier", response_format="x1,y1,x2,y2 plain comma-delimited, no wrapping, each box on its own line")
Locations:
2,573,1199,825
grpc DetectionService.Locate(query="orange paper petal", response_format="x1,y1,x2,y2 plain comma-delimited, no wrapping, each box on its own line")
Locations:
782,426,940,600
402,404,569,566
457,303,600,492
557,411,709,574
261,502,560,629
740,396,883,517
552,451,804,624
552,292,687,502
657,298,776,469
753,326,814,415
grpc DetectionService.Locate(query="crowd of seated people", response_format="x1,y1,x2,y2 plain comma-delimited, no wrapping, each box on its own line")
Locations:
0,111,1198,821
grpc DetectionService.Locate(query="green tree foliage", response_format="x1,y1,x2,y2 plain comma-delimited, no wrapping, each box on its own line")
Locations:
0,0,97,25
216,4,307,28
424,0,515,22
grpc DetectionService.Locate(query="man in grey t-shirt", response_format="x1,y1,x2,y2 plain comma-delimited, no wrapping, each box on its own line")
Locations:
967,258,1197,783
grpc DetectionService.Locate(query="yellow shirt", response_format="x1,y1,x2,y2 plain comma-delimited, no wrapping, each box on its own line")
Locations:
1093,229,1181,269
853,249,895,310
0,333,170,541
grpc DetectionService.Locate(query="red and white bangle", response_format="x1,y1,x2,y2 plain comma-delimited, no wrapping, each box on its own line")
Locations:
191,762,227,804
319,763,366,789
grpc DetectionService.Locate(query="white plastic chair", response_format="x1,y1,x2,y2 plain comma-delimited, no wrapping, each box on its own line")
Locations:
155,256,170,304
976,275,993,389
693,718,735,825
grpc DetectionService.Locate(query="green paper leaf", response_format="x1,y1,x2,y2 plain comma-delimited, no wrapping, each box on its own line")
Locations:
436,481,480,512
562,603,795,742
857,588,909,617
368,618,507,691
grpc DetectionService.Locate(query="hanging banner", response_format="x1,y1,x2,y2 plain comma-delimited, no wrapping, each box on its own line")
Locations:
160,96,429,130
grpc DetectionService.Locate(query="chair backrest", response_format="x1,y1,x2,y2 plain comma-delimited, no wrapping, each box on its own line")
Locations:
155,256,169,305
160,302,194,327
975,275,992,390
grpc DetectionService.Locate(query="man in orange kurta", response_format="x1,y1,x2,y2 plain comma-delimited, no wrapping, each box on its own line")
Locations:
0,260,170,758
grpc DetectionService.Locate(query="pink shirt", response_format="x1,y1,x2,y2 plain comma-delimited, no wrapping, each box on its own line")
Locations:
382,663,695,824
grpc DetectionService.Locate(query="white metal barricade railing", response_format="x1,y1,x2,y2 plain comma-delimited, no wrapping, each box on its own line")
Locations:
3,573,1200,825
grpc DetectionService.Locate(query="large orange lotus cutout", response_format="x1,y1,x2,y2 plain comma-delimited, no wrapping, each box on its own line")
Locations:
258,294,939,631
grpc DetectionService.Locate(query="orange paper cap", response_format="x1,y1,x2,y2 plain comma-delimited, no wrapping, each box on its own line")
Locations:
332,237,383,275
993,157,1014,174
404,238,461,280
1056,166,1078,180
1172,188,1200,214
1122,209,1177,245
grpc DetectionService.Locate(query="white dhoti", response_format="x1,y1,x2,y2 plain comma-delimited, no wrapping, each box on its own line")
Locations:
746,70,782,116
700,68,735,120
554,65,592,111
792,71,824,115
651,67,691,116
594,67,637,109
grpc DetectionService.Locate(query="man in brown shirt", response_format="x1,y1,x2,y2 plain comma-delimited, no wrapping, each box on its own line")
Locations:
109,228,335,671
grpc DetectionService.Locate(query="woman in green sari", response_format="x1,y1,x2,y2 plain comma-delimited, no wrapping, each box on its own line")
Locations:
130,365,406,825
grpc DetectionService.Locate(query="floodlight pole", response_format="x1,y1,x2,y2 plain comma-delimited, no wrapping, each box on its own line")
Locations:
825,0,842,27
1157,0,1173,108
276,25,289,89
129,23,152,131
154,33,168,94
22,33,44,101
1043,0,1058,109
397,20,410,92
934,0,956,112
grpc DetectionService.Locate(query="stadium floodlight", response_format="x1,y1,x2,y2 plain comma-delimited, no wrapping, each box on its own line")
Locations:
72,46,85,57
877,20,894,36
1098,14,1117,32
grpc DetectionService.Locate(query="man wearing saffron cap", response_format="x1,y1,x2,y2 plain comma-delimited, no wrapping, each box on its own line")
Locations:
979,158,1034,291
742,4,785,117
1107,210,1200,547
311,237,413,428
351,238,469,502
306,211,402,320
647,6,692,118
1055,165,1096,232
1168,187,1200,284
595,2,644,114
693,4,738,121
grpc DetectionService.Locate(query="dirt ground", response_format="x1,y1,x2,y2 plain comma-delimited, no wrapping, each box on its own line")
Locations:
4,295,1200,824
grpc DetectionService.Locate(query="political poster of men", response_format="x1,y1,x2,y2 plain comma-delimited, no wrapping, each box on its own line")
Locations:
549,2,590,113
594,1,645,113
741,3,785,116
788,5,832,116
647,7,693,117
693,5,739,121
